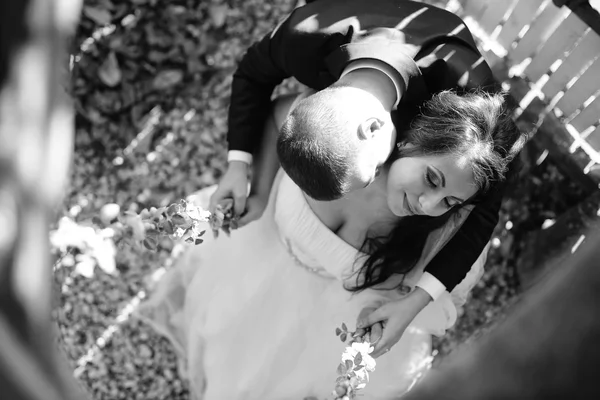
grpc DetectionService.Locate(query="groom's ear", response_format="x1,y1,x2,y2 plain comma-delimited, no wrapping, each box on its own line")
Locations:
357,118,383,140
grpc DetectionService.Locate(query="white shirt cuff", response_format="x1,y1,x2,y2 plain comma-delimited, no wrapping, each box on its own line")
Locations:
227,150,253,165
416,272,446,301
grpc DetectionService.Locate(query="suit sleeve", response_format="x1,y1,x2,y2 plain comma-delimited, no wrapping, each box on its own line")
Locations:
226,16,294,154
418,37,505,291
424,183,504,291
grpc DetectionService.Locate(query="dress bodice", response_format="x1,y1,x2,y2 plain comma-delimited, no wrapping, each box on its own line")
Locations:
265,89,477,293
272,172,365,281
270,167,477,294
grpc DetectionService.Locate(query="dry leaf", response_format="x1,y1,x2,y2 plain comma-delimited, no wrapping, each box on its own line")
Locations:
152,69,184,90
83,6,112,25
100,203,120,224
98,52,122,87
209,5,228,28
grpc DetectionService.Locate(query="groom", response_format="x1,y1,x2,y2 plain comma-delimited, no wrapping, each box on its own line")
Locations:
210,0,506,356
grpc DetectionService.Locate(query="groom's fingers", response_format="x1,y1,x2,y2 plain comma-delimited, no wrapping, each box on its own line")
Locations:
357,306,377,320
233,192,247,217
371,337,393,358
208,188,226,214
355,306,378,330
370,324,399,358
356,305,389,329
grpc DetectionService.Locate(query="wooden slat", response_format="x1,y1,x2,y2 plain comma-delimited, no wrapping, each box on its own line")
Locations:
514,95,545,137
586,125,600,151
508,78,600,187
459,0,489,21
507,74,534,104
570,96,600,133
542,30,600,99
478,0,518,37
563,0,600,38
496,0,548,50
531,109,600,189
523,12,589,82
556,58,600,117
509,3,569,64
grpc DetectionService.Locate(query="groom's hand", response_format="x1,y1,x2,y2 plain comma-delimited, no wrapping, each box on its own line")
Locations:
356,288,432,358
352,305,384,345
209,161,249,218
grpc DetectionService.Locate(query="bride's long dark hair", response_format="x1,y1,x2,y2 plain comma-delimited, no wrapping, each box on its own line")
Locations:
348,90,527,292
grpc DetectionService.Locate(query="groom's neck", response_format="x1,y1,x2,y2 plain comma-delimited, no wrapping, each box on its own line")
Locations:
338,69,396,112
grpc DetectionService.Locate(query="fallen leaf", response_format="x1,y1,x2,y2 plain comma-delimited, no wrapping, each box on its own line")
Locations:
100,203,120,224
152,69,184,90
121,212,145,241
143,237,157,251
148,50,170,64
98,52,122,87
83,6,112,25
74,257,96,278
209,5,228,28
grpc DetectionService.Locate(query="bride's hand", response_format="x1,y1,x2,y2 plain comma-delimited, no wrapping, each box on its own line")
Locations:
356,288,432,358
237,192,269,227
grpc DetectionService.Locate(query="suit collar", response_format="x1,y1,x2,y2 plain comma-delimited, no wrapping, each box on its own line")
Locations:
324,27,430,111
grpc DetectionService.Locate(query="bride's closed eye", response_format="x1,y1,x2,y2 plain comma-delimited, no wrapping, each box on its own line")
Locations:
424,167,460,209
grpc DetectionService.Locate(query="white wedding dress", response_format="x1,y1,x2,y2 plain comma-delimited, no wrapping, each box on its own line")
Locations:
136,167,487,399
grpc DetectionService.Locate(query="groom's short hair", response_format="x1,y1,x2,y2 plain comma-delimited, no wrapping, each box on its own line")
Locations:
277,91,354,200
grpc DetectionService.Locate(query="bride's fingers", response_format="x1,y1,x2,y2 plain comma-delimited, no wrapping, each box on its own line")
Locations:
352,327,367,338
370,322,383,344
364,331,371,344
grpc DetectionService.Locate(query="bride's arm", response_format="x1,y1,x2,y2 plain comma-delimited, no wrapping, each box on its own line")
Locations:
238,93,300,225
251,93,298,195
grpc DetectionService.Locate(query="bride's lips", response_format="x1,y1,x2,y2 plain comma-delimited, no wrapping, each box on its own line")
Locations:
404,194,419,216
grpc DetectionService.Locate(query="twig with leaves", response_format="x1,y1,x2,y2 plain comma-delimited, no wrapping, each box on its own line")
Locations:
107,197,237,250
332,323,376,399
52,199,372,400
50,197,236,278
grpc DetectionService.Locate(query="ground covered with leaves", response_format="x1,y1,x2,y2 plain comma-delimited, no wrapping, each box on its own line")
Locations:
52,0,592,399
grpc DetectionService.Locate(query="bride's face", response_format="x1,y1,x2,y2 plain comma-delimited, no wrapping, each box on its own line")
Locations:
385,151,478,217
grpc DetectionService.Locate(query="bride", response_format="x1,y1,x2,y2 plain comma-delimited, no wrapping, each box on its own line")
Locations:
136,89,524,399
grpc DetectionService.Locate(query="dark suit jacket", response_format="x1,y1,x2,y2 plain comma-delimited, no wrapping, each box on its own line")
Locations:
226,0,503,291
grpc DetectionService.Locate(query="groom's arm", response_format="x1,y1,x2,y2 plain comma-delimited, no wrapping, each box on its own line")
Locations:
414,42,504,298
226,14,296,160
418,184,504,298
227,3,339,160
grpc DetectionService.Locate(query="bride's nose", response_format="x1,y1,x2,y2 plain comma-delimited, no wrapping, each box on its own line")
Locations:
418,193,445,216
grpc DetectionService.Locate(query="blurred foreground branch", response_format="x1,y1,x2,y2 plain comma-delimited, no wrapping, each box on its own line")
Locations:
1,1,599,399
406,228,600,399
0,0,84,399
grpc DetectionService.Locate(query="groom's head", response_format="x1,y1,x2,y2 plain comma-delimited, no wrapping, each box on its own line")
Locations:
277,86,397,200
